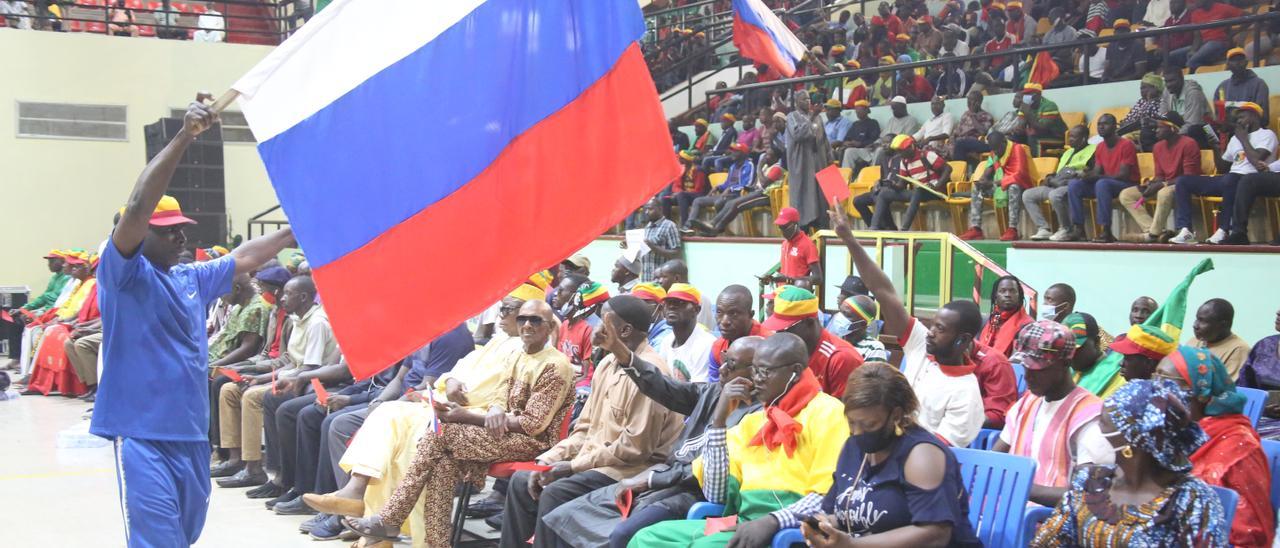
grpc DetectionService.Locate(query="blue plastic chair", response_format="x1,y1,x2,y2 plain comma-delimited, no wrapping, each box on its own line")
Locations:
952,447,1037,548
1239,386,1266,426
1021,505,1053,545
968,428,1002,450
1211,484,1239,538
686,502,804,548
1011,362,1027,396
1263,439,1280,511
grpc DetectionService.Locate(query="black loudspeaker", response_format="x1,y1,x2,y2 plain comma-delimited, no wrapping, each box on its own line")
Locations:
144,118,227,248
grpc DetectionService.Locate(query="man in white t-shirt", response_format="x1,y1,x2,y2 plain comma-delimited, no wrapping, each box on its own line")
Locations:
993,320,1112,507
655,283,716,382
1171,102,1278,244
828,204,985,448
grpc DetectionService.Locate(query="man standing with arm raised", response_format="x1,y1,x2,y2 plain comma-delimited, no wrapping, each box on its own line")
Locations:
91,94,297,547
826,204,985,448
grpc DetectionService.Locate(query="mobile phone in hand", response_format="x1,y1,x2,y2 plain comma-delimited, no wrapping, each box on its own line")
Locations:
803,515,828,538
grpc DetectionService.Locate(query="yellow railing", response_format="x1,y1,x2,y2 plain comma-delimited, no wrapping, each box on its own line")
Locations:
810,230,1038,318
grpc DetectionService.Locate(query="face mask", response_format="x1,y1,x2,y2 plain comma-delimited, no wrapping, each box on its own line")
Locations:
1039,302,1060,320
829,313,853,338
1021,94,1035,105
852,421,898,453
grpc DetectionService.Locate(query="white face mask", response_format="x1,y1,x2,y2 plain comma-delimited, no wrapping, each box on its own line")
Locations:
1021,94,1035,105
829,313,854,338
1040,302,1060,320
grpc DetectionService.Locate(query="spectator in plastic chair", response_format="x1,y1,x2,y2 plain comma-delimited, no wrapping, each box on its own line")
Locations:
700,113,739,172
1117,73,1165,151
663,152,708,227
762,286,862,397
154,1,184,40
830,294,889,362
684,143,755,234
690,118,713,154
1062,312,1123,399
630,333,850,547
872,96,921,168
1160,345,1276,547
1017,83,1068,157
736,113,761,152
962,131,1035,241
838,99,880,171
913,96,955,157
611,257,639,295
799,363,982,547
978,275,1035,358
1226,156,1280,245
1238,307,1280,390
192,6,224,43
1215,48,1272,133
654,283,716,383
1027,126,1094,241
500,296,684,548
1184,0,1244,73
1118,112,1201,243
691,149,777,237
1171,104,1277,244
993,320,1113,506
951,91,996,155
541,334,766,547
822,99,853,158
832,204,987,446
1063,113,1138,242
109,0,138,37
1031,379,1228,547
341,299,575,548
1102,20,1147,82
1110,323,1177,384
861,135,951,231
1189,298,1252,380
653,260,715,330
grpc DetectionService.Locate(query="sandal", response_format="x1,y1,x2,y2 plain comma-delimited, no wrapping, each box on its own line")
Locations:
341,516,400,543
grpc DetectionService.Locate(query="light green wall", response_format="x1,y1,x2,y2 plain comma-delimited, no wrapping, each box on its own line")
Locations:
0,30,275,293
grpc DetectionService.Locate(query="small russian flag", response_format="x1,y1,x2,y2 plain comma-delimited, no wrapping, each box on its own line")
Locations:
731,0,808,77
231,0,679,378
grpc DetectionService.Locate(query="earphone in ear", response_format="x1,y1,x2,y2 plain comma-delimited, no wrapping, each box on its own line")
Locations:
770,371,799,407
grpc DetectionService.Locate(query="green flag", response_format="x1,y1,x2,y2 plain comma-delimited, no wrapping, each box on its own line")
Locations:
1075,258,1215,396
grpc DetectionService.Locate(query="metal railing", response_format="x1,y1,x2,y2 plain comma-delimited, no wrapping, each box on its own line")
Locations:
813,230,1037,317
0,0,304,43
706,11,1279,103
247,204,288,239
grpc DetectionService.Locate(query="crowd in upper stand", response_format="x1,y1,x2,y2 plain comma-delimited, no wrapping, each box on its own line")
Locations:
8,193,1280,546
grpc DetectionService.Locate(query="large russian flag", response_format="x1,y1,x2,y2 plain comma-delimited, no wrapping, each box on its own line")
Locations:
233,0,679,378
731,0,808,77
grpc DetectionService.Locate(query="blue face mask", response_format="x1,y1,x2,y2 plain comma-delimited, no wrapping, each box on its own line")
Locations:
828,313,854,338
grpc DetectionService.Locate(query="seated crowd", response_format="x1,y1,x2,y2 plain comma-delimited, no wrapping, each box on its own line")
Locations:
0,0,227,41
660,0,1279,245
9,200,1280,547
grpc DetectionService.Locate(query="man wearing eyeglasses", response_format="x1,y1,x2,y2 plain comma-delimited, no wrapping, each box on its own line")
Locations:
762,286,863,397
501,295,686,548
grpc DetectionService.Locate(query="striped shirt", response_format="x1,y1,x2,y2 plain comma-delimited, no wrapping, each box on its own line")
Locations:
640,218,680,282
895,148,948,190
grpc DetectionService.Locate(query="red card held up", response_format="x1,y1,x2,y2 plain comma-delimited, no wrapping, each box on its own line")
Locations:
704,515,738,536
310,378,330,405
816,165,851,205
616,488,634,519
0,310,11,322
217,368,243,382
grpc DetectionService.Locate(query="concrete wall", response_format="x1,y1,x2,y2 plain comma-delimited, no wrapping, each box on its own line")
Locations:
0,30,274,292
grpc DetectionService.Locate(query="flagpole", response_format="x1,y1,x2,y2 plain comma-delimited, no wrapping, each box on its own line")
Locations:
209,90,241,114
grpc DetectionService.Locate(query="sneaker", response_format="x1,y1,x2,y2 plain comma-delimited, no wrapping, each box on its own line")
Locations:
274,496,317,516
299,512,329,534
999,227,1019,241
309,514,346,541
1221,231,1250,245
1048,228,1072,242
1169,228,1197,244
1206,228,1227,244
1029,228,1053,241
959,227,984,240
266,489,300,510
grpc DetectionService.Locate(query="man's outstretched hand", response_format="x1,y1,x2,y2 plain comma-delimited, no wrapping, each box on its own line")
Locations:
185,92,219,137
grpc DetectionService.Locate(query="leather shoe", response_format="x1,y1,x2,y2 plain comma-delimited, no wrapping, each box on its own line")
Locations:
274,496,318,516
465,498,504,518
209,460,244,478
216,468,268,488
485,512,504,531
303,492,364,517
246,481,287,499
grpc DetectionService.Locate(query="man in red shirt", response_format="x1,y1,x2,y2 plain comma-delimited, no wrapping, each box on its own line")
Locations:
1118,112,1202,242
1064,113,1138,242
761,286,863,397
1184,0,1243,73
876,2,904,37
972,341,1019,428
983,17,1017,82
705,285,772,383
961,130,1035,241
769,207,823,287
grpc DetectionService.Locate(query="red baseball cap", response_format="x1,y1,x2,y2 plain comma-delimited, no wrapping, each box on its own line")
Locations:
774,207,800,226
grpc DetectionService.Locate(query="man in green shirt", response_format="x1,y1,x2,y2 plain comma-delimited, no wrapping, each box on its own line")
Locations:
1023,125,1095,240
14,249,70,315
1017,83,1068,156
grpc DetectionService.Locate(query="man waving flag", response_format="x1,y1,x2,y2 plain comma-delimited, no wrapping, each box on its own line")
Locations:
732,0,808,76
232,0,679,378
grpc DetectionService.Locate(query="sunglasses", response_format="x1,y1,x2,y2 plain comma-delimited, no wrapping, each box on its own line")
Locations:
516,315,546,326
499,305,519,318
751,363,797,377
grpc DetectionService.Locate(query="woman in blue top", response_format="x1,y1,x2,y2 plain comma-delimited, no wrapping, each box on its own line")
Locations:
800,362,981,547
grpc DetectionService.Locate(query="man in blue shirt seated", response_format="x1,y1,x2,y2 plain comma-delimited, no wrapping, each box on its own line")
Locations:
89,94,296,547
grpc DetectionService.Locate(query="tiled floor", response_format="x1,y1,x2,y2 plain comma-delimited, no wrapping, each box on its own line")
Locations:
1,393,501,547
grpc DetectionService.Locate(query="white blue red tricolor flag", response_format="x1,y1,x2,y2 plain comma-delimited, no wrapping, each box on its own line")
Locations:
233,0,679,378
731,0,808,76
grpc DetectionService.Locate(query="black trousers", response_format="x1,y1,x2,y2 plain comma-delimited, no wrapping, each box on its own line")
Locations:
295,401,368,495
710,190,771,232
500,470,615,548
1232,172,1280,234
208,375,235,452
269,392,318,490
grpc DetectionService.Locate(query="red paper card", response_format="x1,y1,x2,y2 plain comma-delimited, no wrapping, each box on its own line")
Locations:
310,378,330,405
816,165,851,205
704,515,738,536
616,488,634,519
506,462,553,472
270,369,278,395
0,310,11,322
217,368,243,382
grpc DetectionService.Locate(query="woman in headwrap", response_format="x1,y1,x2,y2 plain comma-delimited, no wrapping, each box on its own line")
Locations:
1119,73,1165,150
1157,346,1274,547
1031,379,1227,547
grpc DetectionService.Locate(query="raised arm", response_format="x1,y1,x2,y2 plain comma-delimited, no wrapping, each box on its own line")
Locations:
231,228,296,276
827,204,911,337
114,94,217,255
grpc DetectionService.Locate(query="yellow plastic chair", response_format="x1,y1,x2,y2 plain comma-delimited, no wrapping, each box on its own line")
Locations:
708,172,729,189
948,161,968,182
1137,153,1155,182
1270,94,1280,131
1089,107,1130,136
848,166,880,218
1201,149,1218,176
839,167,853,183
1032,157,1059,184
1060,112,1086,134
